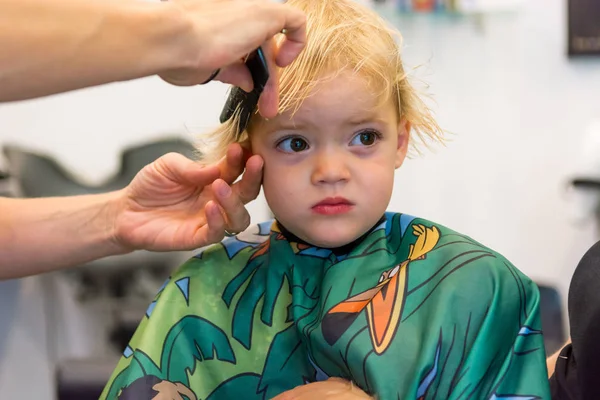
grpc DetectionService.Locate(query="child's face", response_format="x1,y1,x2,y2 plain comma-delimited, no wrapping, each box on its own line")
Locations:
250,71,410,248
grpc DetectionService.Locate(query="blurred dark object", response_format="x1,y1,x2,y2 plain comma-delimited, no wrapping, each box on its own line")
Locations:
0,168,13,197
570,178,600,190
549,240,600,399
56,359,117,400
2,137,198,197
568,0,600,56
538,283,567,355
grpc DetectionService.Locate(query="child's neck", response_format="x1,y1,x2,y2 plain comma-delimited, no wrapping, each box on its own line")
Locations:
276,215,386,257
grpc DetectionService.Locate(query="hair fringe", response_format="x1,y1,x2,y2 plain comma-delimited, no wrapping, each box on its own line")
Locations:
197,0,445,165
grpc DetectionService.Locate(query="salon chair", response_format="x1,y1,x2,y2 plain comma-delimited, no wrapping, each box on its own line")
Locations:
3,137,199,279
3,138,198,197
2,138,199,400
0,168,11,197
3,137,200,280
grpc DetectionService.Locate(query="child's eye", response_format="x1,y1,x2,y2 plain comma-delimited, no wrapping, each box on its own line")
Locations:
277,137,309,153
350,130,381,146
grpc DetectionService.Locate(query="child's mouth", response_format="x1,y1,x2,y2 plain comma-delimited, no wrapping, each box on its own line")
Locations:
312,197,354,215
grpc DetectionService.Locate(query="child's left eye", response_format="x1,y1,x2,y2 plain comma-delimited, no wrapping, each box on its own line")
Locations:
350,130,381,146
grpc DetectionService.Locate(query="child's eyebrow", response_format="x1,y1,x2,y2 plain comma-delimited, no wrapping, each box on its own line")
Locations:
345,116,388,126
269,113,386,132
270,120,304,131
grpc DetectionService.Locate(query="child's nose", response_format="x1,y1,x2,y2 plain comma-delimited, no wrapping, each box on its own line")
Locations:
311,150,350,185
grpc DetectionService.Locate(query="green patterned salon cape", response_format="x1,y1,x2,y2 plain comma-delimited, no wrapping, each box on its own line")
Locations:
101,212,551,399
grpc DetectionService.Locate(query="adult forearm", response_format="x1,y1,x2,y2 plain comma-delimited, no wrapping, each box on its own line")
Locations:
0,0,191,102
0,193,128,279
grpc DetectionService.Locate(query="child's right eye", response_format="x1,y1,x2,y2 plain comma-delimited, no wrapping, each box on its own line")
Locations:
277,137,309,153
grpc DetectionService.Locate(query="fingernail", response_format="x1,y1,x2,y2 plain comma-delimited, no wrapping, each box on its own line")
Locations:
218,183,232,197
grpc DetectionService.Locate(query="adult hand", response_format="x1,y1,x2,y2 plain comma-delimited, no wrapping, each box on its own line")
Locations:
112,143,263,252
272,378,374,400
159,0,306,118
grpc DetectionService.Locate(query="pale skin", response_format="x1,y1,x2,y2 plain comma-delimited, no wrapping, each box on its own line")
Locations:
0,0,564,393
0,0,307,117
273,378,373,400
250,70,562,397
247,71,407,399
250,72,410,249
151,380,198,400
281,338,567,399
0,0,308,279
546,338,571,377
0,144,264,279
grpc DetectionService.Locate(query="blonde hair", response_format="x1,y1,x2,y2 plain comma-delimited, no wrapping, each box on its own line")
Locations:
197,0,443,164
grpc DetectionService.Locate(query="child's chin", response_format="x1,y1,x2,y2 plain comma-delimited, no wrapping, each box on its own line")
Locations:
303,229,363,249
282,217,373,249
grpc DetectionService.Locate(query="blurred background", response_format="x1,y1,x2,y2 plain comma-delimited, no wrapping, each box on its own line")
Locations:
1,0,599,397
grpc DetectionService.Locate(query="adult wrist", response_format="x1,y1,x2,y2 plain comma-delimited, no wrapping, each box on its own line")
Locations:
141,0,201,73
99,189,133,256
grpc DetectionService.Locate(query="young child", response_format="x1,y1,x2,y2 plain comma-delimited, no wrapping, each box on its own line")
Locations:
101,0,551,398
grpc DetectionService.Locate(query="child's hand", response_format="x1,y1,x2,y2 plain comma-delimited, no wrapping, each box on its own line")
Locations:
273,378,374,400
110,143,263,252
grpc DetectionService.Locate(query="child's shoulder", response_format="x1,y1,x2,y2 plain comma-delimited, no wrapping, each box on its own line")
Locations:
386,211,506,256
171,219,276,277
385,211,537,293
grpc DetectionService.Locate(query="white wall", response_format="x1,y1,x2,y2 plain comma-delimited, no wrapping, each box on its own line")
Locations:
383,0,600,288
1,0,599,397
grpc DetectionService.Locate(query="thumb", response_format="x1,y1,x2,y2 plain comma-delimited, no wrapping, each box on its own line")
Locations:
216,62,254,93
257,39,280,119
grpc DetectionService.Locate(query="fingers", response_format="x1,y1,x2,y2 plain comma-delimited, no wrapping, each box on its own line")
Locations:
159,0,305,90
258,3,306,118
211,149,262,234
175,383,198,400
273,7,307,68
156,152,220,186
216,143,263,204
218,2,306,67
202,2,306,118
212,179,252,233
258,39,280,118
193,173,255,248
232,154,263,204
216,143,245,184
271,379,370,400
216,61,254,93
194,200,226,246
266,3,307,66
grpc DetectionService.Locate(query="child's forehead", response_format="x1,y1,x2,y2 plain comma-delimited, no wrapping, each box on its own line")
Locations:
248,71,397,136
257,101,395,135
276,73,393,124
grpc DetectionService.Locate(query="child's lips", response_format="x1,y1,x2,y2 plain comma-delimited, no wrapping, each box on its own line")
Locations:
312,197,354,215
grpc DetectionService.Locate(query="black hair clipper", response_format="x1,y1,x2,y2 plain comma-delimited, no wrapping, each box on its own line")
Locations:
219,47,270,136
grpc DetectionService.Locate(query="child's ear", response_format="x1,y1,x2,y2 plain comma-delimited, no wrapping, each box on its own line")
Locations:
395,118,411,169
